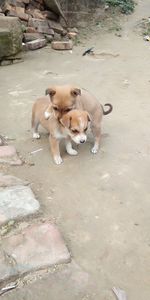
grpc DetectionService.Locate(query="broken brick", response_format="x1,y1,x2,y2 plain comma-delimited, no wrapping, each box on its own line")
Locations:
26,38,47,50
51,40,73,50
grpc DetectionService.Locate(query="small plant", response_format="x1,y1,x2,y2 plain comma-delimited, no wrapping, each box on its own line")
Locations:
105,0,135,14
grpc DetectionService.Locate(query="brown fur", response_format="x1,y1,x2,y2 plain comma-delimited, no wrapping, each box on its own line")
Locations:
32,96,90,164
45,85,113,153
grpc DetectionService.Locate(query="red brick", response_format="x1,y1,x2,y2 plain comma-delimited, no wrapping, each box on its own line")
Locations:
51,40,73,50
28,18,54,35
68,32,77,40
18,12,29,21
41,10,58,21
26,26,38,33
16,6,25,14
48,19,64,34
26,38,47,50
23,32,44,42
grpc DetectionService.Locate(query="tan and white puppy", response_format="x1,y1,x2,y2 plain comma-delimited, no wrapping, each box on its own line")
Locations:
44,85,113,154
32,96,90,164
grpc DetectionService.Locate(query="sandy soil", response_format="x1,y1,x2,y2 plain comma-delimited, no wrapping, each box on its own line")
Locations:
0,1,150,299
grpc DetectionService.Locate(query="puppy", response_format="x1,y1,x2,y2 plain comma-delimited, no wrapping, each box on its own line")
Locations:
32,96,90,164
44,85,113,154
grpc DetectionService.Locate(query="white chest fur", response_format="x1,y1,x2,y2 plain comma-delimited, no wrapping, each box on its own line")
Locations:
54,129,67,140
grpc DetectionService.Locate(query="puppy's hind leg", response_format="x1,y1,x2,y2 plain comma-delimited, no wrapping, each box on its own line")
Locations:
31,111,40,139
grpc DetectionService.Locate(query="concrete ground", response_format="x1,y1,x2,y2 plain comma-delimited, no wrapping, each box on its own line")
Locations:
0,0,150,299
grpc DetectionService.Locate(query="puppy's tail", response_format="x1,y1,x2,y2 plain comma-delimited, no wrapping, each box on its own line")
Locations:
102,103,113,115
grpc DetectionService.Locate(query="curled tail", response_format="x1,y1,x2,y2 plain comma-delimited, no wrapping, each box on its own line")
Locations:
102,103,113,115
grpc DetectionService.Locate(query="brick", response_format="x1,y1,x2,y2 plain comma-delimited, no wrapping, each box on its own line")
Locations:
26,38,47,50
48,20,64,34
23,0,29,3
23,32,44,42
16,1,25,8
0,173,28,187
28,18,54,35
41,10,58,21
51,40,73,50
0,185,40,227
45,34,53,42
15,6,25,14
31,9,45,20
68,32,77,40
0,59,12,66
18,12,29,21
0,223,70,283
53,32,61,41
6,9,17,17
26,26,37,33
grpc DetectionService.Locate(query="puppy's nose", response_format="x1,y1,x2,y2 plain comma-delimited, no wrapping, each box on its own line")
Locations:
80,139,86,144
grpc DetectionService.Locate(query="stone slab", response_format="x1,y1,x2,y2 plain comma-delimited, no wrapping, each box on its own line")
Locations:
1,261,96,299
0,173,28,187
0,185,40,226
0,223,70,284
0,16,22,59
0,145,22,165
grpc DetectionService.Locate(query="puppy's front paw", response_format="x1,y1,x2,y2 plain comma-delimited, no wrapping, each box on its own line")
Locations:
44,111,51,120
54,156,63,165
91,146,98,154
33,132,40,139
67,148,78,156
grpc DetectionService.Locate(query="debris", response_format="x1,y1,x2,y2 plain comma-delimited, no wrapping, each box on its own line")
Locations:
0,135,7,146
112,287,127,300
82,47,94,56
30,148,43,154
89,51,119,59
67,32,77,40
143,35,150,41
0,282,17,296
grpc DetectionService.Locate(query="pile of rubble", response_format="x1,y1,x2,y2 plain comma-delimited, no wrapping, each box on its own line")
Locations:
0,0,78,65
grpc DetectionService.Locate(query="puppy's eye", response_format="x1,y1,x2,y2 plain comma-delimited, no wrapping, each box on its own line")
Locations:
84,127,88,132
72,129,79,134
64,108,71,113
53,107,58,111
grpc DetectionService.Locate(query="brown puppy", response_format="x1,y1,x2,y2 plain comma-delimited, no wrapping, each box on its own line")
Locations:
32,96,90,164
45,85,113,154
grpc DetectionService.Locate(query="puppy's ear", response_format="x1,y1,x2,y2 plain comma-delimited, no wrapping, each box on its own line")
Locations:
45,88,56,99
60,115,71,128
71,88,81,97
